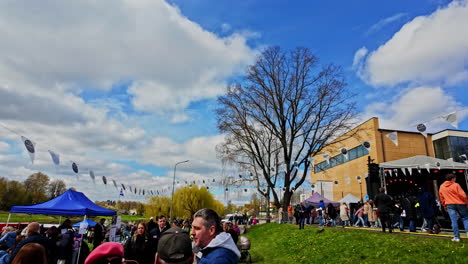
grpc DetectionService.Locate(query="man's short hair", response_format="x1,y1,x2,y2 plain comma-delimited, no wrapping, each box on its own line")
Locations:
193,208,222,234
158,215,166,220
27,222,40,234
446,174,457,181
157,227,192,263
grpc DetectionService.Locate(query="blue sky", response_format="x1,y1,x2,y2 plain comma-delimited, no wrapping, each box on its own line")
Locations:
0,0,467,204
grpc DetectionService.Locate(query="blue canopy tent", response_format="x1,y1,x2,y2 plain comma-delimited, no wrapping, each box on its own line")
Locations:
10,189,116,216
9,189,115,263
72,219,98,228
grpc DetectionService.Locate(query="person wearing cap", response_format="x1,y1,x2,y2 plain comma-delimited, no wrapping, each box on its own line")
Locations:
191,208,240,264
172,219,180,228
181,220,191,233
148,217,157,233
155,227,193,264
84,242,123,264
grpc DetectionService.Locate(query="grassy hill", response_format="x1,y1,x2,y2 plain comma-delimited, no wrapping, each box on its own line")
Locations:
243,224,467,264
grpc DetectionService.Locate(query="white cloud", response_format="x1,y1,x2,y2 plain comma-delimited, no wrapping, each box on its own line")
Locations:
355,0,468,87
363,86,465,131
0,0,255,121
366,13,408,36
0,142,9,152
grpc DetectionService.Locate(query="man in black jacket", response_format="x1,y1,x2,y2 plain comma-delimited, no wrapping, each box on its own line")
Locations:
374,187,394,233
93,218,106,250
149,216,170,263
10,222,57,264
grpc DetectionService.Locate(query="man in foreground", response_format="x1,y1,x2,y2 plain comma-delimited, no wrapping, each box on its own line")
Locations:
191,208,240,263
374,187,394,233
156,226,193,264
439,173,468,242
10,222,57,264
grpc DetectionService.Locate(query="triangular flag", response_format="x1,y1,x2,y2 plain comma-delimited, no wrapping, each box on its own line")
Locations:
407,168,412,176
322,153,330,165
21,136,36,164
417,166,421,174
112,179,118,189
120,188,124,197
72,162,79,174
460,154,467,164
89,170,96,184
401,168,406,176
388,170,393,177
362,141,371,153
340,147,349,160
424,163,430,173
393,169,398,177
441,112,458,128
48,150,60,166
416,123,427,138
385,132,398,146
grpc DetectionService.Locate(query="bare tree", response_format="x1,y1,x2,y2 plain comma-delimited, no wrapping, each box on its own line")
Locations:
216,46,357,211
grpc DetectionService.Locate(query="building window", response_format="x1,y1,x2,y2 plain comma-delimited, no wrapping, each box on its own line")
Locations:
314,145,369,173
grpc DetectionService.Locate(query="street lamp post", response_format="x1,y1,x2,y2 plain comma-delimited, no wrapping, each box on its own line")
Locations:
170,160,189,221
356,176,362,201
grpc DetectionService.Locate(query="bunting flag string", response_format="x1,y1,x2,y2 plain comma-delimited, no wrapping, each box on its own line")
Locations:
89,170,95,184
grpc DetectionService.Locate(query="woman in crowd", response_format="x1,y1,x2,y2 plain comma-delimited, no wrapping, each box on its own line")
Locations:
340,202,350,227
124,222,150,264
354,205,365,227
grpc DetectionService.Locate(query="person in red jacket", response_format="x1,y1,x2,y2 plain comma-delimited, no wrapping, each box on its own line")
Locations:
439,174,468,242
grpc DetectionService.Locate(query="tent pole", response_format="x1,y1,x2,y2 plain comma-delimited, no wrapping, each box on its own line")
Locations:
6,213,11,227
59,216,62,225
76,215,86,264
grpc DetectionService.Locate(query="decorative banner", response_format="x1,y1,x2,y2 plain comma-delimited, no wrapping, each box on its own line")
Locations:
417,166,421,174
72,162,79,174
386,131,398,146
408,168,412,176
119,188,124,197
388,169,393,177
102,176,107,185
401,168,406,176
393,169,398,177
322,153,330,165
21,136,36,164
48,150,60,166
424,163,430,173
460,154,468,164
416,123,427,138
121,184,126,191
112,179,118,189
441,112,458,128
89,170,95,184
340,147,348,160
362,141,371,154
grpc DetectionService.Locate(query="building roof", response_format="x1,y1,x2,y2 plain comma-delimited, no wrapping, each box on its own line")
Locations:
379,155,468,169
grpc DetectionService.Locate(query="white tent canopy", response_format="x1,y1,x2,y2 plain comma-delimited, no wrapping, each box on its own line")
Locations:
338,193,360,204
379,155,468,170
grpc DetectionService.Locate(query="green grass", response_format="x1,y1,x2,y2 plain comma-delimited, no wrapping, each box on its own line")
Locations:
0,211,146,224
244,224,468,264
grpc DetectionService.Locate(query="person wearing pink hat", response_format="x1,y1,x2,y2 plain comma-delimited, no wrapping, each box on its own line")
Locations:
84,242,123,264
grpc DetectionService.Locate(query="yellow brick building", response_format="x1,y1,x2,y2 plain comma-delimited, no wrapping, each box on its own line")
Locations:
311,117,434,201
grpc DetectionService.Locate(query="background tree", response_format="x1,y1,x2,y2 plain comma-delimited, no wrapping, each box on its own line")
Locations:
47,179,67,199
145,196,171,219
0,178,29,210
216,46,356,211
172,185,225,218
24,172,50,204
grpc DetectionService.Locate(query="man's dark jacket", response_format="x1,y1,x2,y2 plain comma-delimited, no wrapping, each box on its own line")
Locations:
10,233,57,264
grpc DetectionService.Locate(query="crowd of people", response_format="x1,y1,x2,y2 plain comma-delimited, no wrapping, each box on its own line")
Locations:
0,209,242,264
284,173,468,242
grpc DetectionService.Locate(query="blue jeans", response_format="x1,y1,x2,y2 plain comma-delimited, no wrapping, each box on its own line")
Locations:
298,218,305,229
447,204,468,238
354,216,365,226
318,216,324,227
